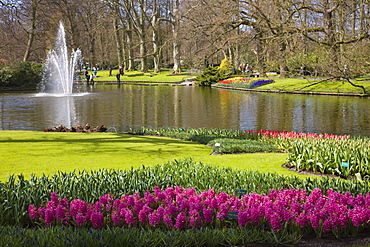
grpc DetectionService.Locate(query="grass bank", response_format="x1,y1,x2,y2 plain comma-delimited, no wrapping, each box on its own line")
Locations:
217,77,370,95
90,70,370,95
0,131,307,182
85,69,193,83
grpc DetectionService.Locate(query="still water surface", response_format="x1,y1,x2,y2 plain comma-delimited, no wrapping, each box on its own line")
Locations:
0,84,369,135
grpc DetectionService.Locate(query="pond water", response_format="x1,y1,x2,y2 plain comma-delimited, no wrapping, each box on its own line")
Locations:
0,84,369,136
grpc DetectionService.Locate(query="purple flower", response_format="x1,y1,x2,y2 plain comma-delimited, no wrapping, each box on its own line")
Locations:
70,199,87,218
322,219,335,233
90,211,104,228
148,211,160,226
238,211,250,227
154,186,166,201
55,204,68,223
144,191,157,206
174,212,187,229
111,211,121,226
295,212,308,227
124,208,135,226
167,202,179,216
99,194,114,211
269,212,282,231
203,208,213,223
44,208,55,226
50,191,59,204
75,213,85,226
163,213,173,228
28,205,39,220
138,209,148,225
348,207,370,227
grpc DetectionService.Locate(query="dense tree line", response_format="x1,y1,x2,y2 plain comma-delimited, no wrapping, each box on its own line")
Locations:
0,0,369,78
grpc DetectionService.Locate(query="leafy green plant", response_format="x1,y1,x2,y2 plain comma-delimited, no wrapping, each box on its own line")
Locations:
285,138,370,179
209,138,279,153
195,61,232,86
0,226,302,246
0,62,42,88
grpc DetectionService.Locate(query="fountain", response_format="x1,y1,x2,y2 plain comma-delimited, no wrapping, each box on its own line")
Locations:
39,22,82,94
35,22,87,128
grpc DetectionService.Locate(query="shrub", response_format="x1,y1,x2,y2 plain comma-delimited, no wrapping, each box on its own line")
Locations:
0,62,42,89
195,58,232,86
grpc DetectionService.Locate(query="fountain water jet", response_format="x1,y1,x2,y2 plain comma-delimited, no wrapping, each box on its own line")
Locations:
40,22,82,94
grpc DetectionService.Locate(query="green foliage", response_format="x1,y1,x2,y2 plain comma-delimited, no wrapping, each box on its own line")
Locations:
1,158,369,227
195,61,232,86
218,57,232,71
129,127,277,154
129,126,261,145
130,127,370,180
284,137,370,179
0,62,42,89
209,138,279,153
286,52,320,76
195,66,220,86
0,226,302,246
0,67,13,87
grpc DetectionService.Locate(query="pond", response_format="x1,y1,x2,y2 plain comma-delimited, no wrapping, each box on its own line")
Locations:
0,84,369,136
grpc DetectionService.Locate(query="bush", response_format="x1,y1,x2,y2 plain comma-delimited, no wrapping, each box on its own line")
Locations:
195,58,232,86
0,62,42,89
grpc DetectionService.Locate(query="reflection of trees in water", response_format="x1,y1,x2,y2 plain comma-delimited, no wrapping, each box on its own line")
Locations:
1,87,370,135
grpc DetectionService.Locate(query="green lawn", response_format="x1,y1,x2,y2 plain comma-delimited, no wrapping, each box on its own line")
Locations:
88,69,194,83
87,69,370,94
0,131,309,182
259,77,370,94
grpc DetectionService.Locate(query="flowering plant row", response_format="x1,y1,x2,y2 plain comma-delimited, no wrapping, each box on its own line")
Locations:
243,129,350,140
29,187,370,238
216,77,274,88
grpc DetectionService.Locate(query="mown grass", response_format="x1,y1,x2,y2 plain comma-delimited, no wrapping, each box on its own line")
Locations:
259,77,370,94
89,69,194,83
92,70,370,94
0,131,309,182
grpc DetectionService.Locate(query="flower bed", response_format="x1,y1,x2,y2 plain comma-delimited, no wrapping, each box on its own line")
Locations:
167,72,192,76
215,77,274,88
126,73,144,77
29,187,370,238
243,129,350,140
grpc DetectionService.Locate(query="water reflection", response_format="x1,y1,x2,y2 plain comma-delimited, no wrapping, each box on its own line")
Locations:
33,93,86,128
0,85,370,135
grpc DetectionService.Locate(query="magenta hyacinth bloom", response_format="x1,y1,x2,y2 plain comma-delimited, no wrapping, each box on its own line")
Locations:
28,186,370,235
174,212,187,229
148,211,161,226
90,211,104,228
44,208,56,226
28,205,39,220
75,213,85,227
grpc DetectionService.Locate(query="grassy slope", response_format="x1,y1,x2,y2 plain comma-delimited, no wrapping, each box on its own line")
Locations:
0,131,309,182
258,77,370,94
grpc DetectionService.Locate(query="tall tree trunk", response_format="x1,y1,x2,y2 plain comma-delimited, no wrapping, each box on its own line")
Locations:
126,28,134,70
253,27,266,76
278,40,288,78
323,2,339,74
23,0,37,62
152,1,160,73
172,0,181,74
113,18,123,67
139,1,147,72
